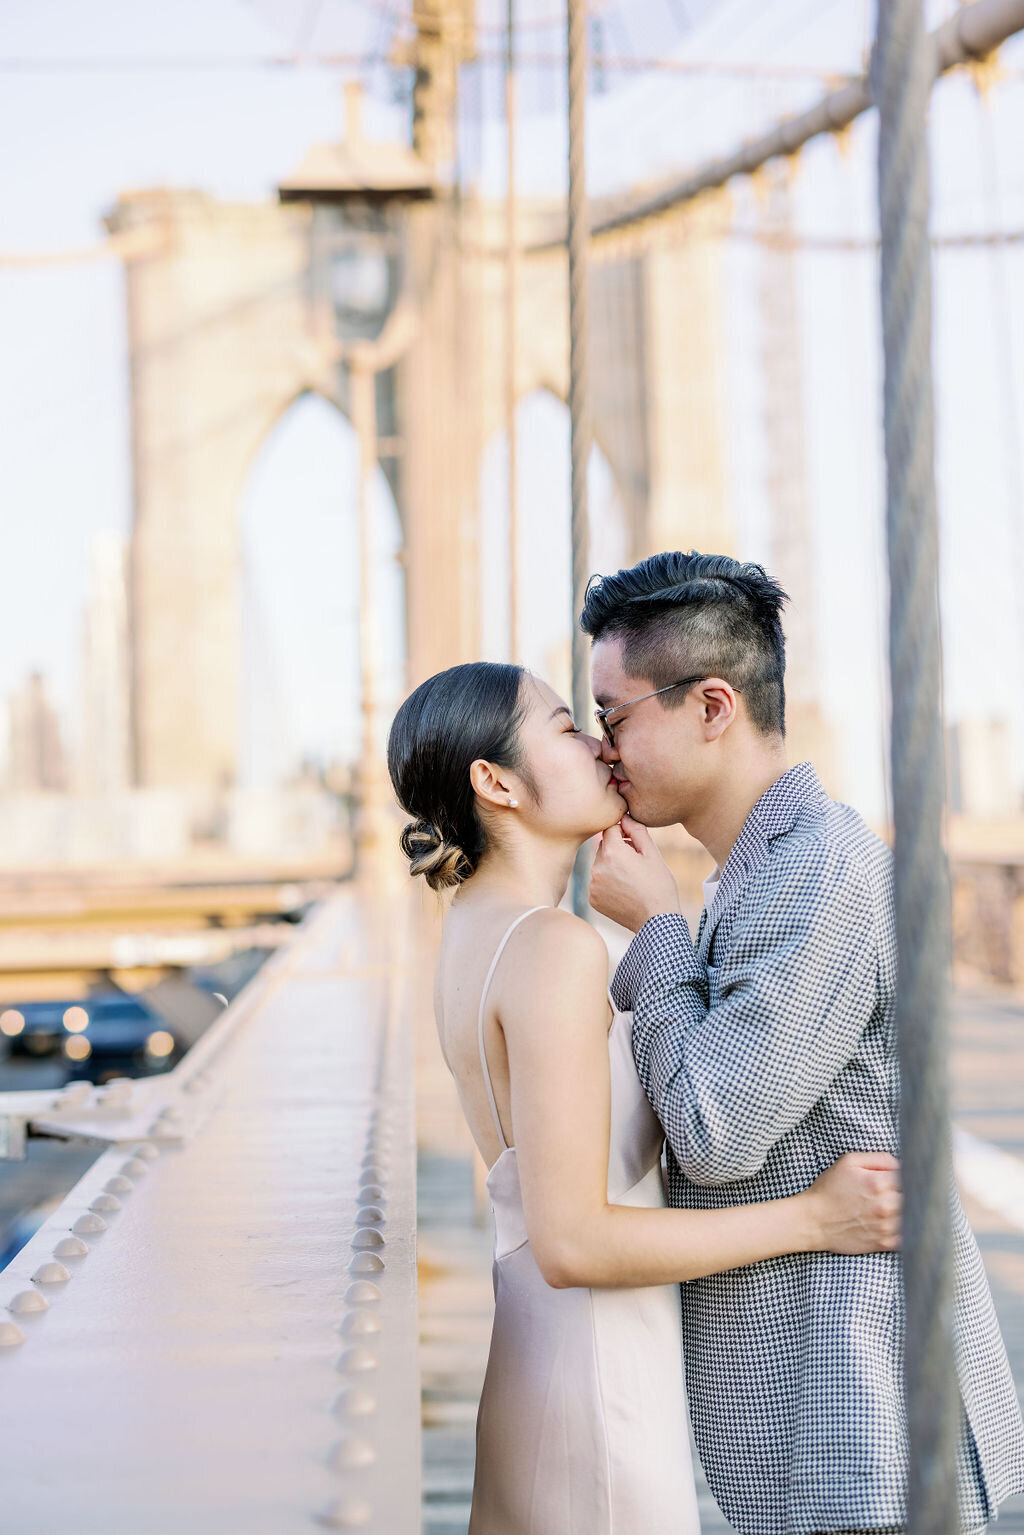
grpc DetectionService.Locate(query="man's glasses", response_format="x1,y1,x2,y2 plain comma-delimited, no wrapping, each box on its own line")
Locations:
594,676,709,748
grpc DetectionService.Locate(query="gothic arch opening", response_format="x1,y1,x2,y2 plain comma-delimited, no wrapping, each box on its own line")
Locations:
239,391,404,790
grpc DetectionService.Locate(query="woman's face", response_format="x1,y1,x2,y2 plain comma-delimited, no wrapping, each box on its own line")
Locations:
510,676,626,840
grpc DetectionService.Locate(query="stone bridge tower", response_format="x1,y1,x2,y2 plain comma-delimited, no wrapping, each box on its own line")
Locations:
111,24,733,796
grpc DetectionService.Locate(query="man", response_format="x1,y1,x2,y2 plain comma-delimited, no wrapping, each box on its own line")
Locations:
584,550,1024,1535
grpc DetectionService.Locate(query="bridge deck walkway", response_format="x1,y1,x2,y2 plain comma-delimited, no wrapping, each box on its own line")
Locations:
419,989,1024,1535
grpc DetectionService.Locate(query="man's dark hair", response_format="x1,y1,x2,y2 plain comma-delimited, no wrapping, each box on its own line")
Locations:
579,551,789,737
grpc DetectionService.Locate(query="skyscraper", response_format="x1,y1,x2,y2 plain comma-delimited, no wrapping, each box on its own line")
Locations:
7,671,67,792
76,531,132,796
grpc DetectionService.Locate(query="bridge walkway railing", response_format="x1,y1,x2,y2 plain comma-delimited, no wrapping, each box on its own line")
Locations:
0,884,420,1535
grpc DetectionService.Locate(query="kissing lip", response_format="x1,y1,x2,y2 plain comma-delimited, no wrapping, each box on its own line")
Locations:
612,776,630,794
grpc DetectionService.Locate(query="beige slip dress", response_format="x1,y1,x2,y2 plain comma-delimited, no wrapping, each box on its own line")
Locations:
468,907,703,1535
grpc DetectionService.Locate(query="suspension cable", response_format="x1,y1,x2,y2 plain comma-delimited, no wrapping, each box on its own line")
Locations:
875,3,958,1529
506,0,520,662
567,0,592,917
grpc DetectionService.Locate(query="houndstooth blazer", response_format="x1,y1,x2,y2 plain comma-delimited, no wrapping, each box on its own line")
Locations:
612,761,1024,1535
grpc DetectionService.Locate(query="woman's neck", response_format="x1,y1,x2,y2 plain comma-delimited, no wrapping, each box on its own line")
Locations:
455,832,579,913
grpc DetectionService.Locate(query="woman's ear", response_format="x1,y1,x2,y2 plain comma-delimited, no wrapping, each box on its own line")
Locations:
470,758,516,810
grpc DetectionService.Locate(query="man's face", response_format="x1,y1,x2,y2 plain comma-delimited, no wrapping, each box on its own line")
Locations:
590,636,706,828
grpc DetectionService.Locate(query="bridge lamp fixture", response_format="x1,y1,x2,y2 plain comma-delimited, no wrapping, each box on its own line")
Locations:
145,1030,175,1059
64,1035,91,1062
277,81,434,345
0,1009,24,1037
63,1006,89,1034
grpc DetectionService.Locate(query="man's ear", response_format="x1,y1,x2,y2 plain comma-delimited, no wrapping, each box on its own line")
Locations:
469,758,516,810
697,679,738,741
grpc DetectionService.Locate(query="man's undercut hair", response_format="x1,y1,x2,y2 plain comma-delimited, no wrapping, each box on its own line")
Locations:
580,551,789,737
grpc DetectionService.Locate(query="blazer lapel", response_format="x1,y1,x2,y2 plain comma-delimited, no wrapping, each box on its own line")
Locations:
695,762,827,964
698,828,767,963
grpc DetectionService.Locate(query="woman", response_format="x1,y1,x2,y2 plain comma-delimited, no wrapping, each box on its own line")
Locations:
388,662,900,1535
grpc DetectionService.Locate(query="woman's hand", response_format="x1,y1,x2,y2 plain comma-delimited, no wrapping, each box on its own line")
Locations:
802,1152,901,1254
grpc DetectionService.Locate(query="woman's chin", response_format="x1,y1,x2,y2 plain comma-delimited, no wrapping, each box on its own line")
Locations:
609,780,632,810
592,801,627,835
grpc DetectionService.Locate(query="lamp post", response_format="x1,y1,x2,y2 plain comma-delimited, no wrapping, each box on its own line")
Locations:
347,354,386,868
279,84,433,875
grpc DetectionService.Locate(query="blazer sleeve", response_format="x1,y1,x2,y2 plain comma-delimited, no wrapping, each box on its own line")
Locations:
615,838,878,1185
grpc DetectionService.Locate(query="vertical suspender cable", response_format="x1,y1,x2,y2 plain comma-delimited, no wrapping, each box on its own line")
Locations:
875,4,959,1531
976,90,1024,753
567,0,592,917
506,0,520,661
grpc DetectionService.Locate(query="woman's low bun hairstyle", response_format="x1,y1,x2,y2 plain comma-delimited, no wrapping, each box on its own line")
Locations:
398,817,469,891
387,662,530,892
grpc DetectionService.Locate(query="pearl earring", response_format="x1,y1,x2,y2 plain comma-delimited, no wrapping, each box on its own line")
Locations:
508,798,519,808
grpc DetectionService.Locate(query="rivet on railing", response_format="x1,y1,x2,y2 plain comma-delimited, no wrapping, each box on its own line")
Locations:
354,1206,385,1228
128,1142,159,1161
358,1164,384,1185
8,1289,48,1315
343,1281,381,1306
90,1194,122,1214
31,1261,71,1285
0,1320,26,1347
357,1183,385,1204
53,1236,89,1259
326,1436,377,1471
72,1213,108,1236
347,1253,385,1276
98,1082,132,1109
120,1159,148,1180
59,1082,92,1106
335,1347,378,1374
336,1312,381,1338
316,1495,371,1529
104,1176,133,1196
330,1388,378,1419
350,1229,385,1252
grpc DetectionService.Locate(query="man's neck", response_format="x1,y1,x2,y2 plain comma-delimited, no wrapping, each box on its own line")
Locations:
687,752,789,871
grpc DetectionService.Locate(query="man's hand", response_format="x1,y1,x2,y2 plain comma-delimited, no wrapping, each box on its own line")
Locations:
589,815,681,933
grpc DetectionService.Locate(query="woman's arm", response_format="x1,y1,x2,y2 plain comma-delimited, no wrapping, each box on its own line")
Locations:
501,910,899,1291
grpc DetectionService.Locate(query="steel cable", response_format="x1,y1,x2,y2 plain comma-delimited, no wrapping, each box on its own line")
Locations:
875,3,959,1531
567,0,592,917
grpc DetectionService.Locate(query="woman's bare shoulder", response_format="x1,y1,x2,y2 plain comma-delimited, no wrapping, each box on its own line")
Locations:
515,905,607,954
498,908,610,1027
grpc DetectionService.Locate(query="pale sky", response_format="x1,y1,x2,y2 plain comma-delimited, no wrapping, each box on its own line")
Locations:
1,0,1023,821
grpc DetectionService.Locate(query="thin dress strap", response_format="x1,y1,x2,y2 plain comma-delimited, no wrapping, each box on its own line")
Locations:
477,907,548,1152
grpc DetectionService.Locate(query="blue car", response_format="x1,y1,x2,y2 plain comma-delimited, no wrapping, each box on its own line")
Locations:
63,993,179,1082
1,993,179,1081
2,1000,80,1058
